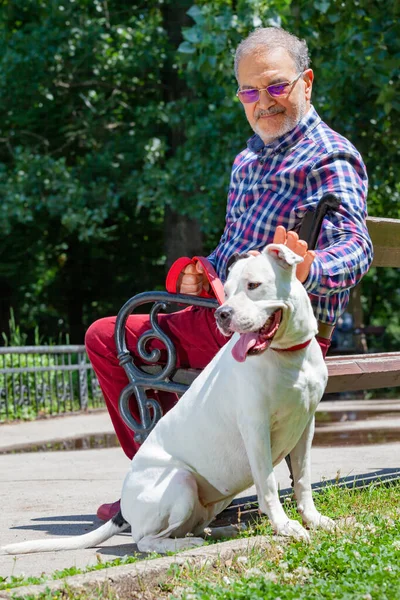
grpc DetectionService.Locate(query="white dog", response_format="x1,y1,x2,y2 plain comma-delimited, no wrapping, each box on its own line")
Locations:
3,244,334,555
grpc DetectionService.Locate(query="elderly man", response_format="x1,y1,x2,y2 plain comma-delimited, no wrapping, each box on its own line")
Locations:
86,27,373,520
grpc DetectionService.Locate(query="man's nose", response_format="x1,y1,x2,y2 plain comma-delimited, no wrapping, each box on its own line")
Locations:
257,89,275,109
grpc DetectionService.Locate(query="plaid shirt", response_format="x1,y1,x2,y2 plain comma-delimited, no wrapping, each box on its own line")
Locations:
207,106,373,325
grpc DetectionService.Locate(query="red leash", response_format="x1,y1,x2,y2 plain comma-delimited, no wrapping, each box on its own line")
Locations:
166,256,225,305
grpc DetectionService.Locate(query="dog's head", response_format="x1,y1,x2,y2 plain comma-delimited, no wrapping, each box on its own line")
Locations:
215,244,318,361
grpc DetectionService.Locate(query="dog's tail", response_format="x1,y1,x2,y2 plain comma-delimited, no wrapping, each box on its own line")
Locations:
2,511,129,555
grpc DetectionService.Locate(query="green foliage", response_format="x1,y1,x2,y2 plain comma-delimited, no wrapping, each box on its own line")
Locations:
0,549,161,592
1,308,28,346
0,553,141,591
1,310,42,420
288,0,400,220
0,310,104,422
0,0,167,341
0,348,57,422
139,0,293,241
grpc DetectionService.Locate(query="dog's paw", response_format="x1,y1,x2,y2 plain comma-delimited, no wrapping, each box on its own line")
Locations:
316,515,336,531
302,511,336,531
275,519,311,543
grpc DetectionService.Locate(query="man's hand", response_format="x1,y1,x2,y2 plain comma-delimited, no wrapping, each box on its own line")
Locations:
248,227,315,282
177,262,210,295
273,226,315,283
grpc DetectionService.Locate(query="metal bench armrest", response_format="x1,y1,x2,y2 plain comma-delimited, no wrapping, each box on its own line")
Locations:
115,291,218,443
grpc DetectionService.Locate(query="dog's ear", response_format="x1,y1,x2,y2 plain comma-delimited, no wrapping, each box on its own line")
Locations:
264,244,304,270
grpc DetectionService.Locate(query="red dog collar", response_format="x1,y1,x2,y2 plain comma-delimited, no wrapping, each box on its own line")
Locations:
273,339,313,352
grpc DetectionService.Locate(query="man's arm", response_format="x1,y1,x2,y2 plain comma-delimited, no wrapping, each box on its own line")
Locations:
177,230,316,295
301,153,373,296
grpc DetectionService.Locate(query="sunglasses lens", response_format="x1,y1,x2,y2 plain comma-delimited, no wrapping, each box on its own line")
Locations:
267,83,289,97
238,89,259,104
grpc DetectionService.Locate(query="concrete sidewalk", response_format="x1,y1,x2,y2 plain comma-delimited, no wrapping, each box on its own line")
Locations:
1,405,399,580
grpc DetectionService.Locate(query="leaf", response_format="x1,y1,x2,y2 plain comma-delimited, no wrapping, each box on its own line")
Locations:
182,27,202,44
314,0,331,14
187,5,205,25
178,41,196,54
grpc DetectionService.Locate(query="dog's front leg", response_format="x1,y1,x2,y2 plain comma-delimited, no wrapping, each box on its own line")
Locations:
238,415,310,542
289,417,335,531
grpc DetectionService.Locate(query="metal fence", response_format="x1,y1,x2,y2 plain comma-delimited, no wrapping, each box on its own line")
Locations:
0,345,104,421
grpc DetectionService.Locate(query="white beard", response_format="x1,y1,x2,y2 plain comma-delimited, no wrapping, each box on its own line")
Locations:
254,98,308,145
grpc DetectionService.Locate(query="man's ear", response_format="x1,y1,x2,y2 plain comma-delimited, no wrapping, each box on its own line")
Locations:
303,68,314,102
263,243,303,270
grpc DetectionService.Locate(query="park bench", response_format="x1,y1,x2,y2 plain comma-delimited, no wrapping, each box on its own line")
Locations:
115,215,400,444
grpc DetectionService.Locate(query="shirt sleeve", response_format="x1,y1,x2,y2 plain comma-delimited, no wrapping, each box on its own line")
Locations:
302,151,373,297
206,248,217,269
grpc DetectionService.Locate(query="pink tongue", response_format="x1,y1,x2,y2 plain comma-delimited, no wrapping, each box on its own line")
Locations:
232,332,259,363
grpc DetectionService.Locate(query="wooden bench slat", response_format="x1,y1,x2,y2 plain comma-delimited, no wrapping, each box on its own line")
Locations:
326,352,400,393
367,217,400,268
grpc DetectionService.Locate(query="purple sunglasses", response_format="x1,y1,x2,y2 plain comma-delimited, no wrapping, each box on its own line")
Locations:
237,72,304,104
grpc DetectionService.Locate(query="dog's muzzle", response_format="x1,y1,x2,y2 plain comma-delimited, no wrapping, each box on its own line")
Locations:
215,307,282,362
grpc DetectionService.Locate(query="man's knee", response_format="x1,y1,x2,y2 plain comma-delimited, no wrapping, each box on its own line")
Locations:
85,317,117,356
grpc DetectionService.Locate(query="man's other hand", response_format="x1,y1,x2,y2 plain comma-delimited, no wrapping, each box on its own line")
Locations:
273,226,315,283
177,262,210,295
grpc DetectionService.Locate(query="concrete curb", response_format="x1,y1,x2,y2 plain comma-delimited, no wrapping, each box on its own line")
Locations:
0,535,274,599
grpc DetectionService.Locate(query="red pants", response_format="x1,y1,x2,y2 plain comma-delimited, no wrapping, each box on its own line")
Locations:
85,306,330,460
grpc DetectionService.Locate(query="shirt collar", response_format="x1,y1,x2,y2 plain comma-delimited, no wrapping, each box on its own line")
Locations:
247,105,321,156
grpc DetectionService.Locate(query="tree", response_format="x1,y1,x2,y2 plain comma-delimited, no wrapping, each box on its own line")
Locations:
0,1,175,340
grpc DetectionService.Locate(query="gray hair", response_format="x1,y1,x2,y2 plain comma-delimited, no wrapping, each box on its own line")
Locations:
234,27,310,80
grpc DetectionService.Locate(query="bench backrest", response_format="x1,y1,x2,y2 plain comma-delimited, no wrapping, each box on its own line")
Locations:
325,216,400,393
367,217,400,268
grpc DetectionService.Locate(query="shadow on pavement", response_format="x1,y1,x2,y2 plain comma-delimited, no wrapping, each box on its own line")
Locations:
8,468,400,538
96,543,149,559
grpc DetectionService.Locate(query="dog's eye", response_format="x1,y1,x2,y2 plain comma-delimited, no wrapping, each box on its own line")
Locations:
247,282,262,291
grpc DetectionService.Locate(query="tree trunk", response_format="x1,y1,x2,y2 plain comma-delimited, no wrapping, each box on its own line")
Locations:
164,206,204,269
161,1,204,267
62,242,86,343
66,289,85,343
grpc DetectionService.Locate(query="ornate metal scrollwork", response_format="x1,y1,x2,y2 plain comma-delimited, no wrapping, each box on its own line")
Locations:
115,291,218,443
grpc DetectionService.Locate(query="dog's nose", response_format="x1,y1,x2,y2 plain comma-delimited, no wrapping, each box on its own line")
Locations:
215,306,233,327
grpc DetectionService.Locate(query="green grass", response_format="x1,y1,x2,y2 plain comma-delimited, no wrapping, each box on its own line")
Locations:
168,481,400,600
6,585,118,600
0,553,152,592
2,482,400,599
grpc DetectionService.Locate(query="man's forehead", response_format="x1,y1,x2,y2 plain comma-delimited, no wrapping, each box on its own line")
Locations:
237,46,296,84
